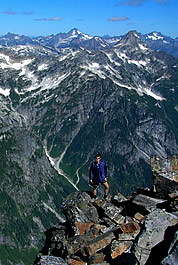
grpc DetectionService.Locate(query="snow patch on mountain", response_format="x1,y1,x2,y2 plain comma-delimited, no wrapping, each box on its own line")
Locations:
38,64,48,71
81,62,106,79
134,32,140,39
138,43,148,51
26,72,70,93
0,53,33,70
147,32,164,41
0,88,10,97
59,53,71,61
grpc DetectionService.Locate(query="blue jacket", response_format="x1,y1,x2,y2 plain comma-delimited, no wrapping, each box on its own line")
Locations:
89,160,108,183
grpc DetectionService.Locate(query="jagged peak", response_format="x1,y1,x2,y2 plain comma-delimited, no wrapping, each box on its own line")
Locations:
114,30,141,46
68,28,92,39
68,28,81,34
125,30,140,39
114,30,150,53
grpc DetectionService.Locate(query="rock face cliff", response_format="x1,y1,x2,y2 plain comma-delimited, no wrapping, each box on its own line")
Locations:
34,155,178,265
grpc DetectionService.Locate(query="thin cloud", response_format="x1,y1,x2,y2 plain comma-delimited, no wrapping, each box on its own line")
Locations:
23,11,33,15
108,16,129,22
5,8,16,15
155,0,168,2
128,22,136,25
115,0,168,6
77,18,85,21
115,0,145,6
35,17,62,21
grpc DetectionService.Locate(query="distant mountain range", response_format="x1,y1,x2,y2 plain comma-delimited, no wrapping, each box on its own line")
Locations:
0,28,178,58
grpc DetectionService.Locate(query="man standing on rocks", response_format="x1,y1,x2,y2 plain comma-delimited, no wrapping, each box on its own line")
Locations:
89,153,109,199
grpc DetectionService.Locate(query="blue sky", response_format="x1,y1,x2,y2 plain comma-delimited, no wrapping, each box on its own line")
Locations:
1,0,177,38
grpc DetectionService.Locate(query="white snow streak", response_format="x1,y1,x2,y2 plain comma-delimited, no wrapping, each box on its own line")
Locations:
44,146,79,191
128,59,147,67
43,202,65,222
144,88,164,101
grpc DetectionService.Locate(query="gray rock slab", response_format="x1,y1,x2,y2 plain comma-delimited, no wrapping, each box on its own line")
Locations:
132,194,166,212
134,208,178,265
101,202,125,224
36,255,67,265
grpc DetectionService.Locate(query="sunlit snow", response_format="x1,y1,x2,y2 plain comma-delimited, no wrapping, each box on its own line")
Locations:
26,72,70,92
105,52,121,67
134,32,140,39
144,88,164,100
128,59,147,67
147,32,163,41
138,43,148,51
38,64,48,71
82,62,106,79
0,88,10,97
0,53,33,70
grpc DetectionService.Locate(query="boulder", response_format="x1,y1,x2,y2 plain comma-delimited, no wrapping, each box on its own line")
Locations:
110,239,133,259
87,253,106,264
86,223,107,238
61,192,99,234
151,155,178,199
134,212,145,223
111,192,128,206
95,200,125,224
35,255,68,265
75,222,95,236
120,221,140,233
131,194,166,213
66,235,90,256
67,257,87,265
134,208,178,264
80,231,115,257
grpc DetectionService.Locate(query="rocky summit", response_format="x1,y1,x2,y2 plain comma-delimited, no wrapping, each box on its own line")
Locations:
34,155,178,265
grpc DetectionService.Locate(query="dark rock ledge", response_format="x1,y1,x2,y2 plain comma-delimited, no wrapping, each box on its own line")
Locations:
34,155,178,265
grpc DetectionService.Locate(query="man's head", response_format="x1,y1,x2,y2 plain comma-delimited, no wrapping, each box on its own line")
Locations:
96,153,101,163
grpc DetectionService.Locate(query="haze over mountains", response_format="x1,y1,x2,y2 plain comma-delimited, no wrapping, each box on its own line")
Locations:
0,29,177,264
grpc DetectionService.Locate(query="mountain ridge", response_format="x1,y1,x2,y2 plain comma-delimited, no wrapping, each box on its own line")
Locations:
0,28,177,58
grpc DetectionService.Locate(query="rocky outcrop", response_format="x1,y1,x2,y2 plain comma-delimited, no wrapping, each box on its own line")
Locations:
151,155,178,199
34,156,178,265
